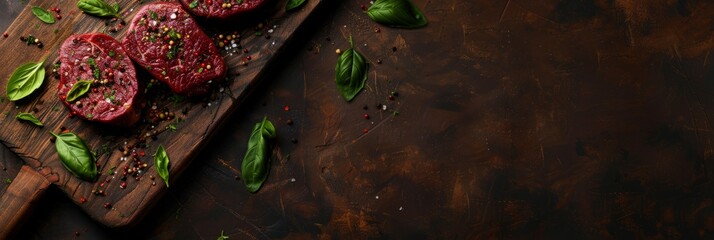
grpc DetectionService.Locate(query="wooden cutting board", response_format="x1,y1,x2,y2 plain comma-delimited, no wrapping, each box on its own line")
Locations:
0,0,322,228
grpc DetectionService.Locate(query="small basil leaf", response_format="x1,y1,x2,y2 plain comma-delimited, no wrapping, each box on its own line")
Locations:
155,145,170,187
31,6,56,24
335,37,368,102
286,0,306,11
217,231,229,240
189,0,199,9
241,117,276,193
51,132,97,181
77,0,120,18
112,3,119,13
65,80,93,102
367,0,428,28
16,112,43,126
6,60,46,101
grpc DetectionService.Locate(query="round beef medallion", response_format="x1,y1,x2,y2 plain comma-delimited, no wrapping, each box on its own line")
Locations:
58,33,141,126
122,2,226,96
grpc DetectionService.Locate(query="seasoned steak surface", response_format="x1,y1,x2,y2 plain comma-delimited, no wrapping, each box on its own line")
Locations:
179,0,268,19
122,2,226,96
58,33,140,126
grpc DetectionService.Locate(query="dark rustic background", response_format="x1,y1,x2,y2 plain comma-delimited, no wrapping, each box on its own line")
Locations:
2,0,714,239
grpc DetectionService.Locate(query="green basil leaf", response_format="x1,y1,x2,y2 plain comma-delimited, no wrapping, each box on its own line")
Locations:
51,132,97,181
77,0,120,18
241,117,276,193
31,6,56,24
335,37,368,102
16,112,43,126
6,60,46,101
149,10,158,20
155,145,170,187
286,0,306,11
189,0,199,9
65,80,93,102
367,0,428,28
112,3,120,13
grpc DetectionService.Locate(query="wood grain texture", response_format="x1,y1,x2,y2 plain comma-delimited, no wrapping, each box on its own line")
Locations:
0,0,322,228
0,165,50,239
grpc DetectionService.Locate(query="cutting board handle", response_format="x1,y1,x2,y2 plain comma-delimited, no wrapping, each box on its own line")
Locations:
0,165,51,239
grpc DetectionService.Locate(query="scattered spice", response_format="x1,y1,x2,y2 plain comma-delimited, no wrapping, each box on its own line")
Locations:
212,32,242,53
19,35,44,48
363,113,370,119
2,32,7,38
286,119,293,125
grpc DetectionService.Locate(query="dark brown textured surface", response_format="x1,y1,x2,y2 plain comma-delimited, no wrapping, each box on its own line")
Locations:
3,0,714,239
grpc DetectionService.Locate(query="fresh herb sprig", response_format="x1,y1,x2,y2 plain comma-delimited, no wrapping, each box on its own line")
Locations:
77,0,121,18
51,132,98,181
241,117,276,193
155,145,170,187
6,59,46,101
366,0,428,28
335,36,368,102
286,0,306,11
31,6,56,24
16,112,43,126
65,80,93,102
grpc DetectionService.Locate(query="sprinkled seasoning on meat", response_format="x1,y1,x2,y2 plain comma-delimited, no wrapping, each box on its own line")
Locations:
58,33,140,126
179,0,269,19
122,2,226,96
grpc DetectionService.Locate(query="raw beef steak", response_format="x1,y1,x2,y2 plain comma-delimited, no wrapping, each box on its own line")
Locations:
122,2,226,96
179,0,269,19
58,33,140,126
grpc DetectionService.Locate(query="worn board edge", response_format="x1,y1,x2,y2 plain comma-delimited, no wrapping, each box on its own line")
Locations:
0,0,323,228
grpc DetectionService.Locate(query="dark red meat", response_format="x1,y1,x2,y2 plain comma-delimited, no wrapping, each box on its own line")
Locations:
179,0,268,19
122,2,226,96
58,33,140,126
